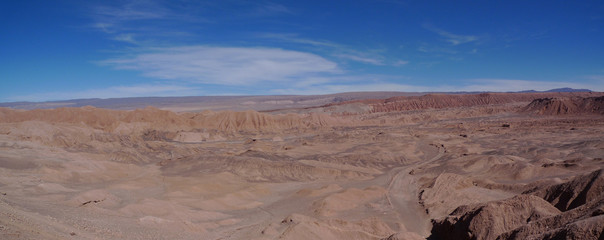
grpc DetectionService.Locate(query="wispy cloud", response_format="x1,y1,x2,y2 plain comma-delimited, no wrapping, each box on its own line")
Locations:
94,3,168,22
89,0,203,45
100,46,341,86
254,3,293,15
113,33,137,44
260,33,398,67
417,44,458,54
93,22,114,34
334,54,384,65
423,24,478,45
393,60,409,66
257,33,341,48
92,1,169,32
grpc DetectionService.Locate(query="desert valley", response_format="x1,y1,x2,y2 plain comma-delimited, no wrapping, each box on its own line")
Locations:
0,91,603,240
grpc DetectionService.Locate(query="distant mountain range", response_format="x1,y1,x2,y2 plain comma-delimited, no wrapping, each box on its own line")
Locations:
518,88,592,93
0,88,593,111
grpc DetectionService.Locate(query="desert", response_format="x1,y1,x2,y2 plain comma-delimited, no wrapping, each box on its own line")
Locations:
3,1,604,239
0,91,603,239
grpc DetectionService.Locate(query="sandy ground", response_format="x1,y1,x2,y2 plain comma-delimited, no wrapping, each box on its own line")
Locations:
0,94,603,239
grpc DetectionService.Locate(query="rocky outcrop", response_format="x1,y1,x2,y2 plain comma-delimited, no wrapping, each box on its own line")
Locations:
0,107,346,133
360,92,601,113
525,169,604,211
522,96,604,115
497,197,604,240
430,169,604,240
430,195,561,240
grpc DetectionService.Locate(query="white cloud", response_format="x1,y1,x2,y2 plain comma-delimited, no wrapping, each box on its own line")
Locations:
259,33,391,67
258,33,341,48
423,24,478,45
113,33,137,44
100,46,341,85
417,45,458,54
254,3,293,15
94,2,168,22
93,22,114,33
334,54,384,65
90,1,203,44
91,2,168,35
393,60,409,66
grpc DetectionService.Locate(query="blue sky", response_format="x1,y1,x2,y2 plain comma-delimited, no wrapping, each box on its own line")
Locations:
1,0,603,102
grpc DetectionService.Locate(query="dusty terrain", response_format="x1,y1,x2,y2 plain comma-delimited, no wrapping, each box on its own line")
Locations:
0,92,422,112
0,92,603,239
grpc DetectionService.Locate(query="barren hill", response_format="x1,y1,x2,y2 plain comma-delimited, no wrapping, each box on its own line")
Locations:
0,92,421,112
320,92,601,114
432,169,604,240
0,107,348,134
0,89,595,113
0,92,603,240
522,96,604,115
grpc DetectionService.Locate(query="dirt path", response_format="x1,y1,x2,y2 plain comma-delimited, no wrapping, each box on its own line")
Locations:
385,142,445,236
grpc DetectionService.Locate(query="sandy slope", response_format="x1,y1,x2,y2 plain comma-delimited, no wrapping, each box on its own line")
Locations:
0,93,603,239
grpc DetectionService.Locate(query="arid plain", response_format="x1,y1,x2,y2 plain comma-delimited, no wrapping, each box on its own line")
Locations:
0,92,603,240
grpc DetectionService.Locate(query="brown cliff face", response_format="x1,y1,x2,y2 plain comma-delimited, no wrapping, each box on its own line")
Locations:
525,169,604,211
371,93,603,113
522,96,604,115
497,197,604,240
431,169,604,240
319,92,602,114
0,106,346,133
430,195,562,240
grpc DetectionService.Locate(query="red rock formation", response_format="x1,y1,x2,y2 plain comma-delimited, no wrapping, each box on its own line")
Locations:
0,106,346,133
321,92,603,113
430,195,561,240
522,96,604,115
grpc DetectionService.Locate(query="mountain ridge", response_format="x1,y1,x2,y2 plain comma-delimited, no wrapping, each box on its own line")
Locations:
0,88,593,112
